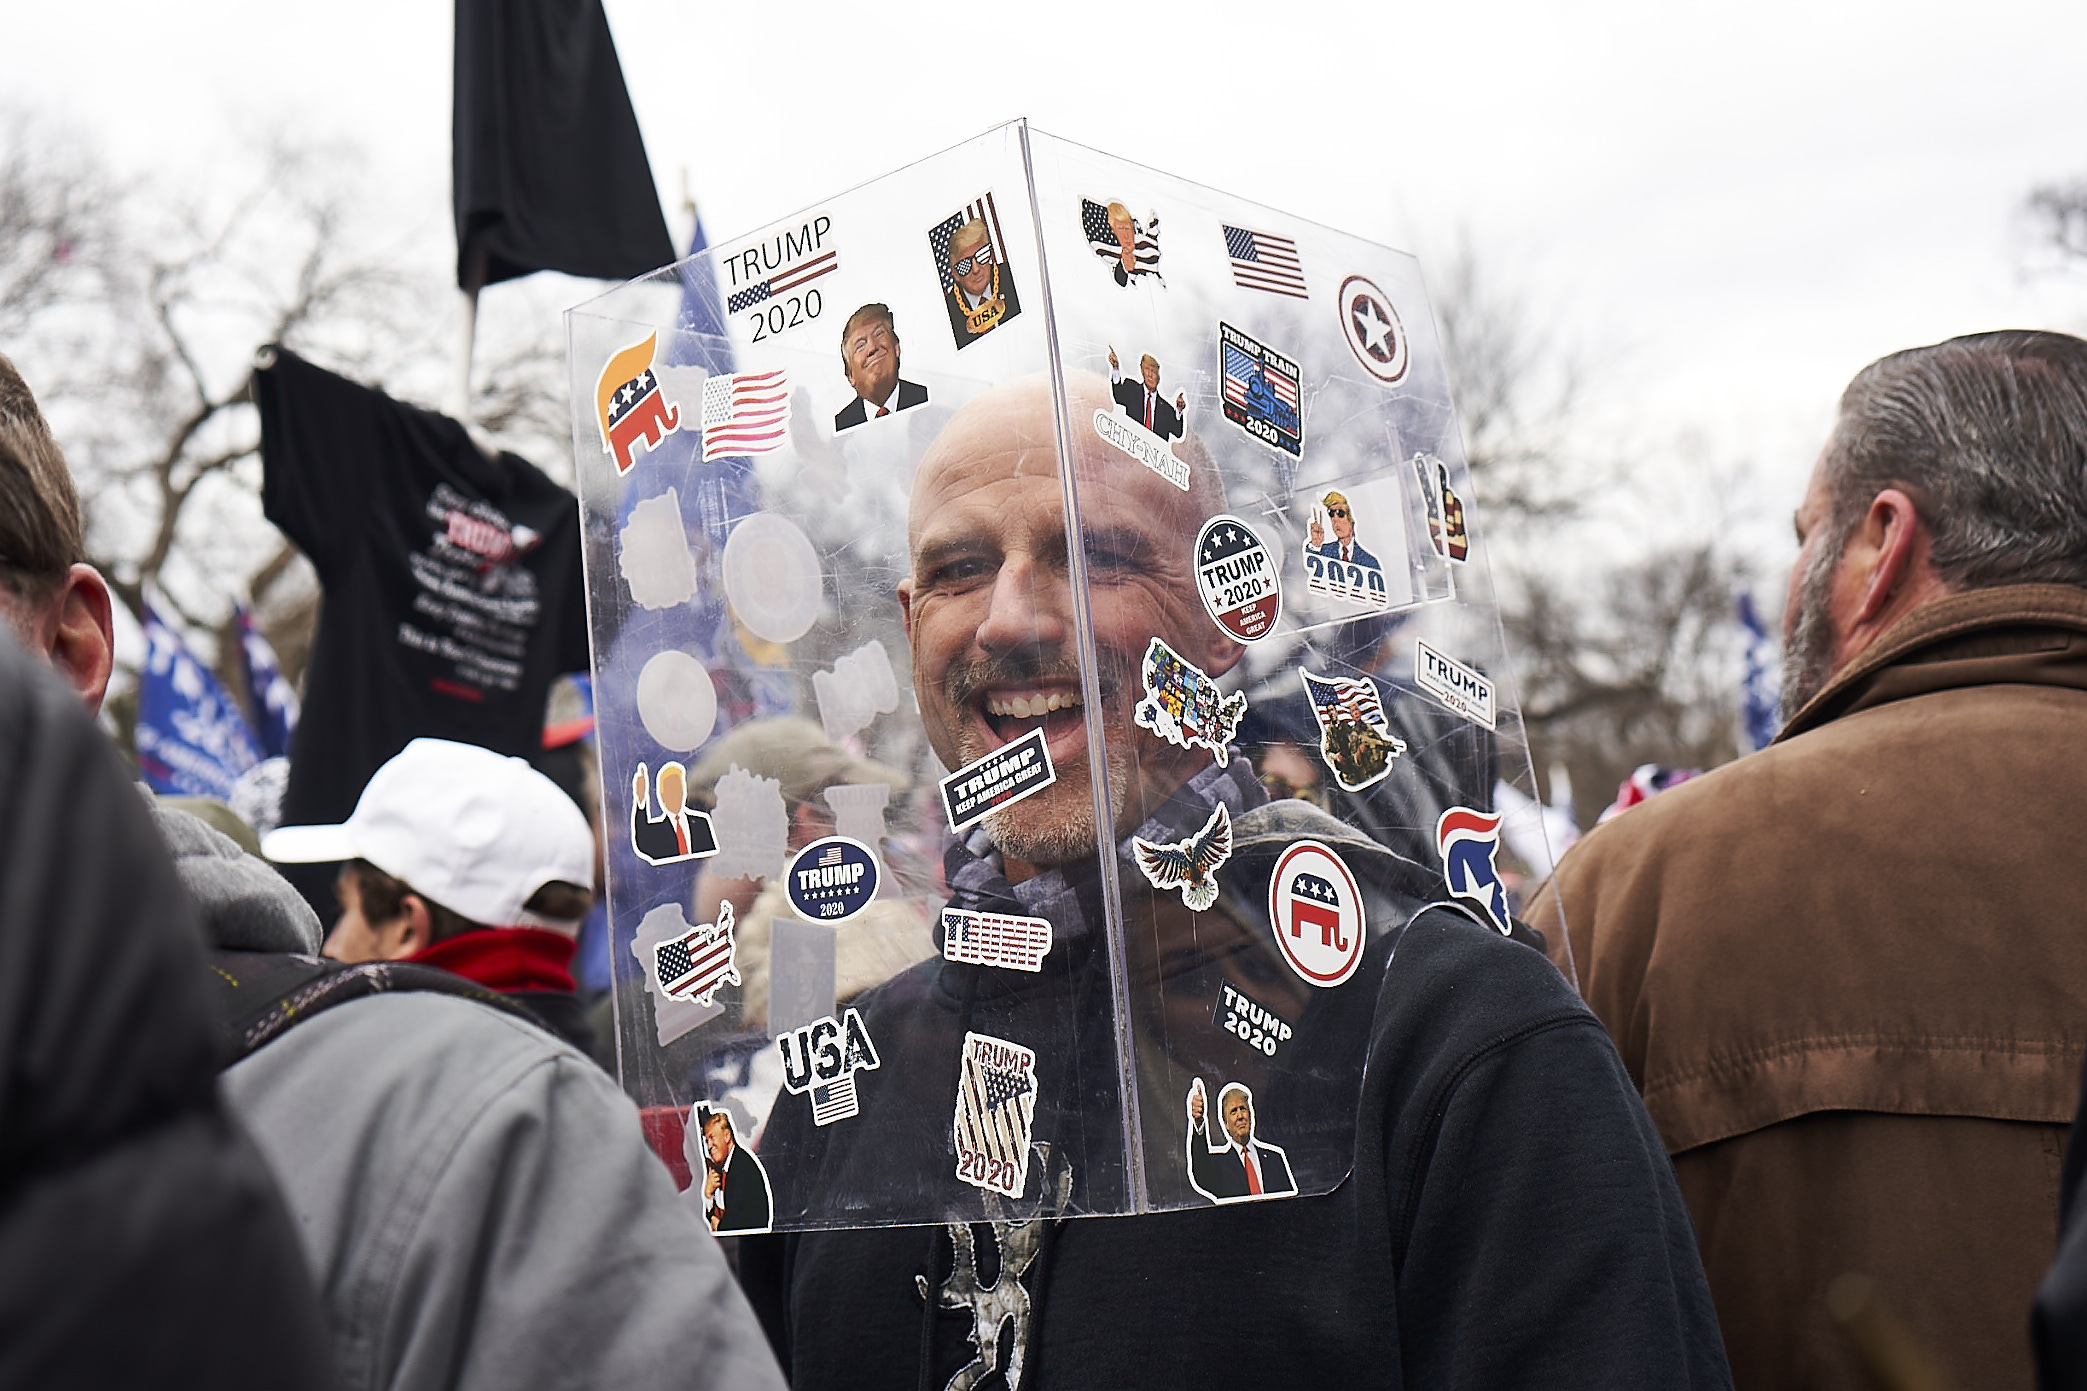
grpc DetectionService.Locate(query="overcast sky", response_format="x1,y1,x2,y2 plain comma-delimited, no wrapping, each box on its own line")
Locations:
5,0,2084,556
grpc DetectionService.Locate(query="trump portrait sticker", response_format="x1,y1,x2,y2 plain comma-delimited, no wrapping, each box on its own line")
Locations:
1338,274,1408,384
953,1032,1038,1200
1195,515,1281,642
786,835,880,923
929,192,1022,350
1268,840,1367,987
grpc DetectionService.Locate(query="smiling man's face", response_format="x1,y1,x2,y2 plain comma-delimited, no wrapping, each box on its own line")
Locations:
898,375,1238,877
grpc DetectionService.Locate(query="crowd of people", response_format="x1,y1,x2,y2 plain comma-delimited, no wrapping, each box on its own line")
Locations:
3,327,2087,1391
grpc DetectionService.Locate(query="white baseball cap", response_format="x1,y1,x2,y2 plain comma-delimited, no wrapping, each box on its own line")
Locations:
262,738,595,930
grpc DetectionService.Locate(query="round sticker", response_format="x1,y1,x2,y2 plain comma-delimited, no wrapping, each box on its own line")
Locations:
635,650,718,751
1194,514,1281,643
1267,840,1367,987
785,835,880,923
722,512,822,643
1338,275,1408,384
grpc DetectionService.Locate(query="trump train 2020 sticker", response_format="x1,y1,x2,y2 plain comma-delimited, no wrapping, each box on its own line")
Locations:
1268,840,1367,987
1195,514,1281,642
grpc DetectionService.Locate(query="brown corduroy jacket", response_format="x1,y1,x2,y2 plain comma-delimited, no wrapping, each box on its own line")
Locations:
1528,583,2087,1391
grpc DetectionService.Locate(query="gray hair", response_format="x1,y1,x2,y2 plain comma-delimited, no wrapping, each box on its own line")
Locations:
1820,330,2087,589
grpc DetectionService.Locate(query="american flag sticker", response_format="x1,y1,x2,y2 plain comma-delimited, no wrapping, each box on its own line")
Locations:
953,1032,1037,1199
941,906,1054,972
1299,668,1408,793
1222,224,1308,299
1081,197,1163,285
700,369,790,462
1218,322,1303,458
651,900,740,1007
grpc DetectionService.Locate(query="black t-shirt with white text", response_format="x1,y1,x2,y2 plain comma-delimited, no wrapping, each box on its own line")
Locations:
256,349,589,906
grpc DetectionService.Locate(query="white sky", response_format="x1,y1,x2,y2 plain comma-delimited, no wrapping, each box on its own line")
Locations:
5,0,2085,559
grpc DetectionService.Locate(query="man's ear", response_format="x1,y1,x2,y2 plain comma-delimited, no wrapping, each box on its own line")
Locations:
386,894,435,960
896,577,915,643
1847,488,1932,628
50,564,114,713
1200,633,1246,680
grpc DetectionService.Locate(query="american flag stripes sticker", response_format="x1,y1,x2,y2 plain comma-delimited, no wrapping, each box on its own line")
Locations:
725,248,838,314
954,1032,1037,1199
941,906,1054,972
700,370,790,462
1222,224,1308,299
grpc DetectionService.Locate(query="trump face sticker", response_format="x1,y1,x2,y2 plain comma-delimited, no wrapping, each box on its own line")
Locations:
786,835,879,923
1195,515,1281,642
1268,840,1367,987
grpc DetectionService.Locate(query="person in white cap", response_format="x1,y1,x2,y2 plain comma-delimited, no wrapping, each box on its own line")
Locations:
265,738,599,1052
0,354,788,1391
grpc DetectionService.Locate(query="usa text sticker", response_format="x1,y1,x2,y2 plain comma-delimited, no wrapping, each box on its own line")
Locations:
942,906,1053,972
1212,980,1294,1059
1134,637,1246,765
785,835,880,923
1195,514,1280,643
954,1032,1038,1200
777,1006,882,1125
1132,802,1232,912
1415,640,1496,730
1267,840,1367,987
939,727,1057,832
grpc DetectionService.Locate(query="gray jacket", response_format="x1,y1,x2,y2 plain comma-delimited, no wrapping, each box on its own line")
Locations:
150,804,786,1391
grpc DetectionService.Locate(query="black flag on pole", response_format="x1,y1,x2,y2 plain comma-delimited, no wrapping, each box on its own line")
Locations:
452,0,674,289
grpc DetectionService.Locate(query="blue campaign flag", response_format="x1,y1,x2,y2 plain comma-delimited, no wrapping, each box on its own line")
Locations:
1736,590,1781,751
234,604,300,760
135,605,262,800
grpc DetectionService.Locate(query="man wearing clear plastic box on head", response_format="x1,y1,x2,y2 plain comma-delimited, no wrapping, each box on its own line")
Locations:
737,373,1732,1390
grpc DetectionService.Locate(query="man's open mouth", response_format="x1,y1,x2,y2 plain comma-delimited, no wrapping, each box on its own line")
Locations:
980,687,1086,747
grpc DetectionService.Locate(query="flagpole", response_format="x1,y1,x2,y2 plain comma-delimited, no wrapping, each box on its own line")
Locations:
449,243,487,425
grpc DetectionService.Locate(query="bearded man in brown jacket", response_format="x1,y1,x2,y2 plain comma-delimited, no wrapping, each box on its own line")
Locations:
1528,329,2087,1391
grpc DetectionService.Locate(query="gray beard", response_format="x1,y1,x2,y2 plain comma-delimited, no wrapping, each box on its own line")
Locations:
1779,531,1844,722
980,731,1132,866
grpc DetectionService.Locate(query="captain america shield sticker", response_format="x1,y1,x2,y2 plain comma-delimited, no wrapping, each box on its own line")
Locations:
1266,840,1366,987
1338,275,1408,384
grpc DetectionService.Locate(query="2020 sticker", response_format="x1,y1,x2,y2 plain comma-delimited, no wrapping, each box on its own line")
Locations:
1195,515,1281,642
953,1032,1038,1200
786,835,879,922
